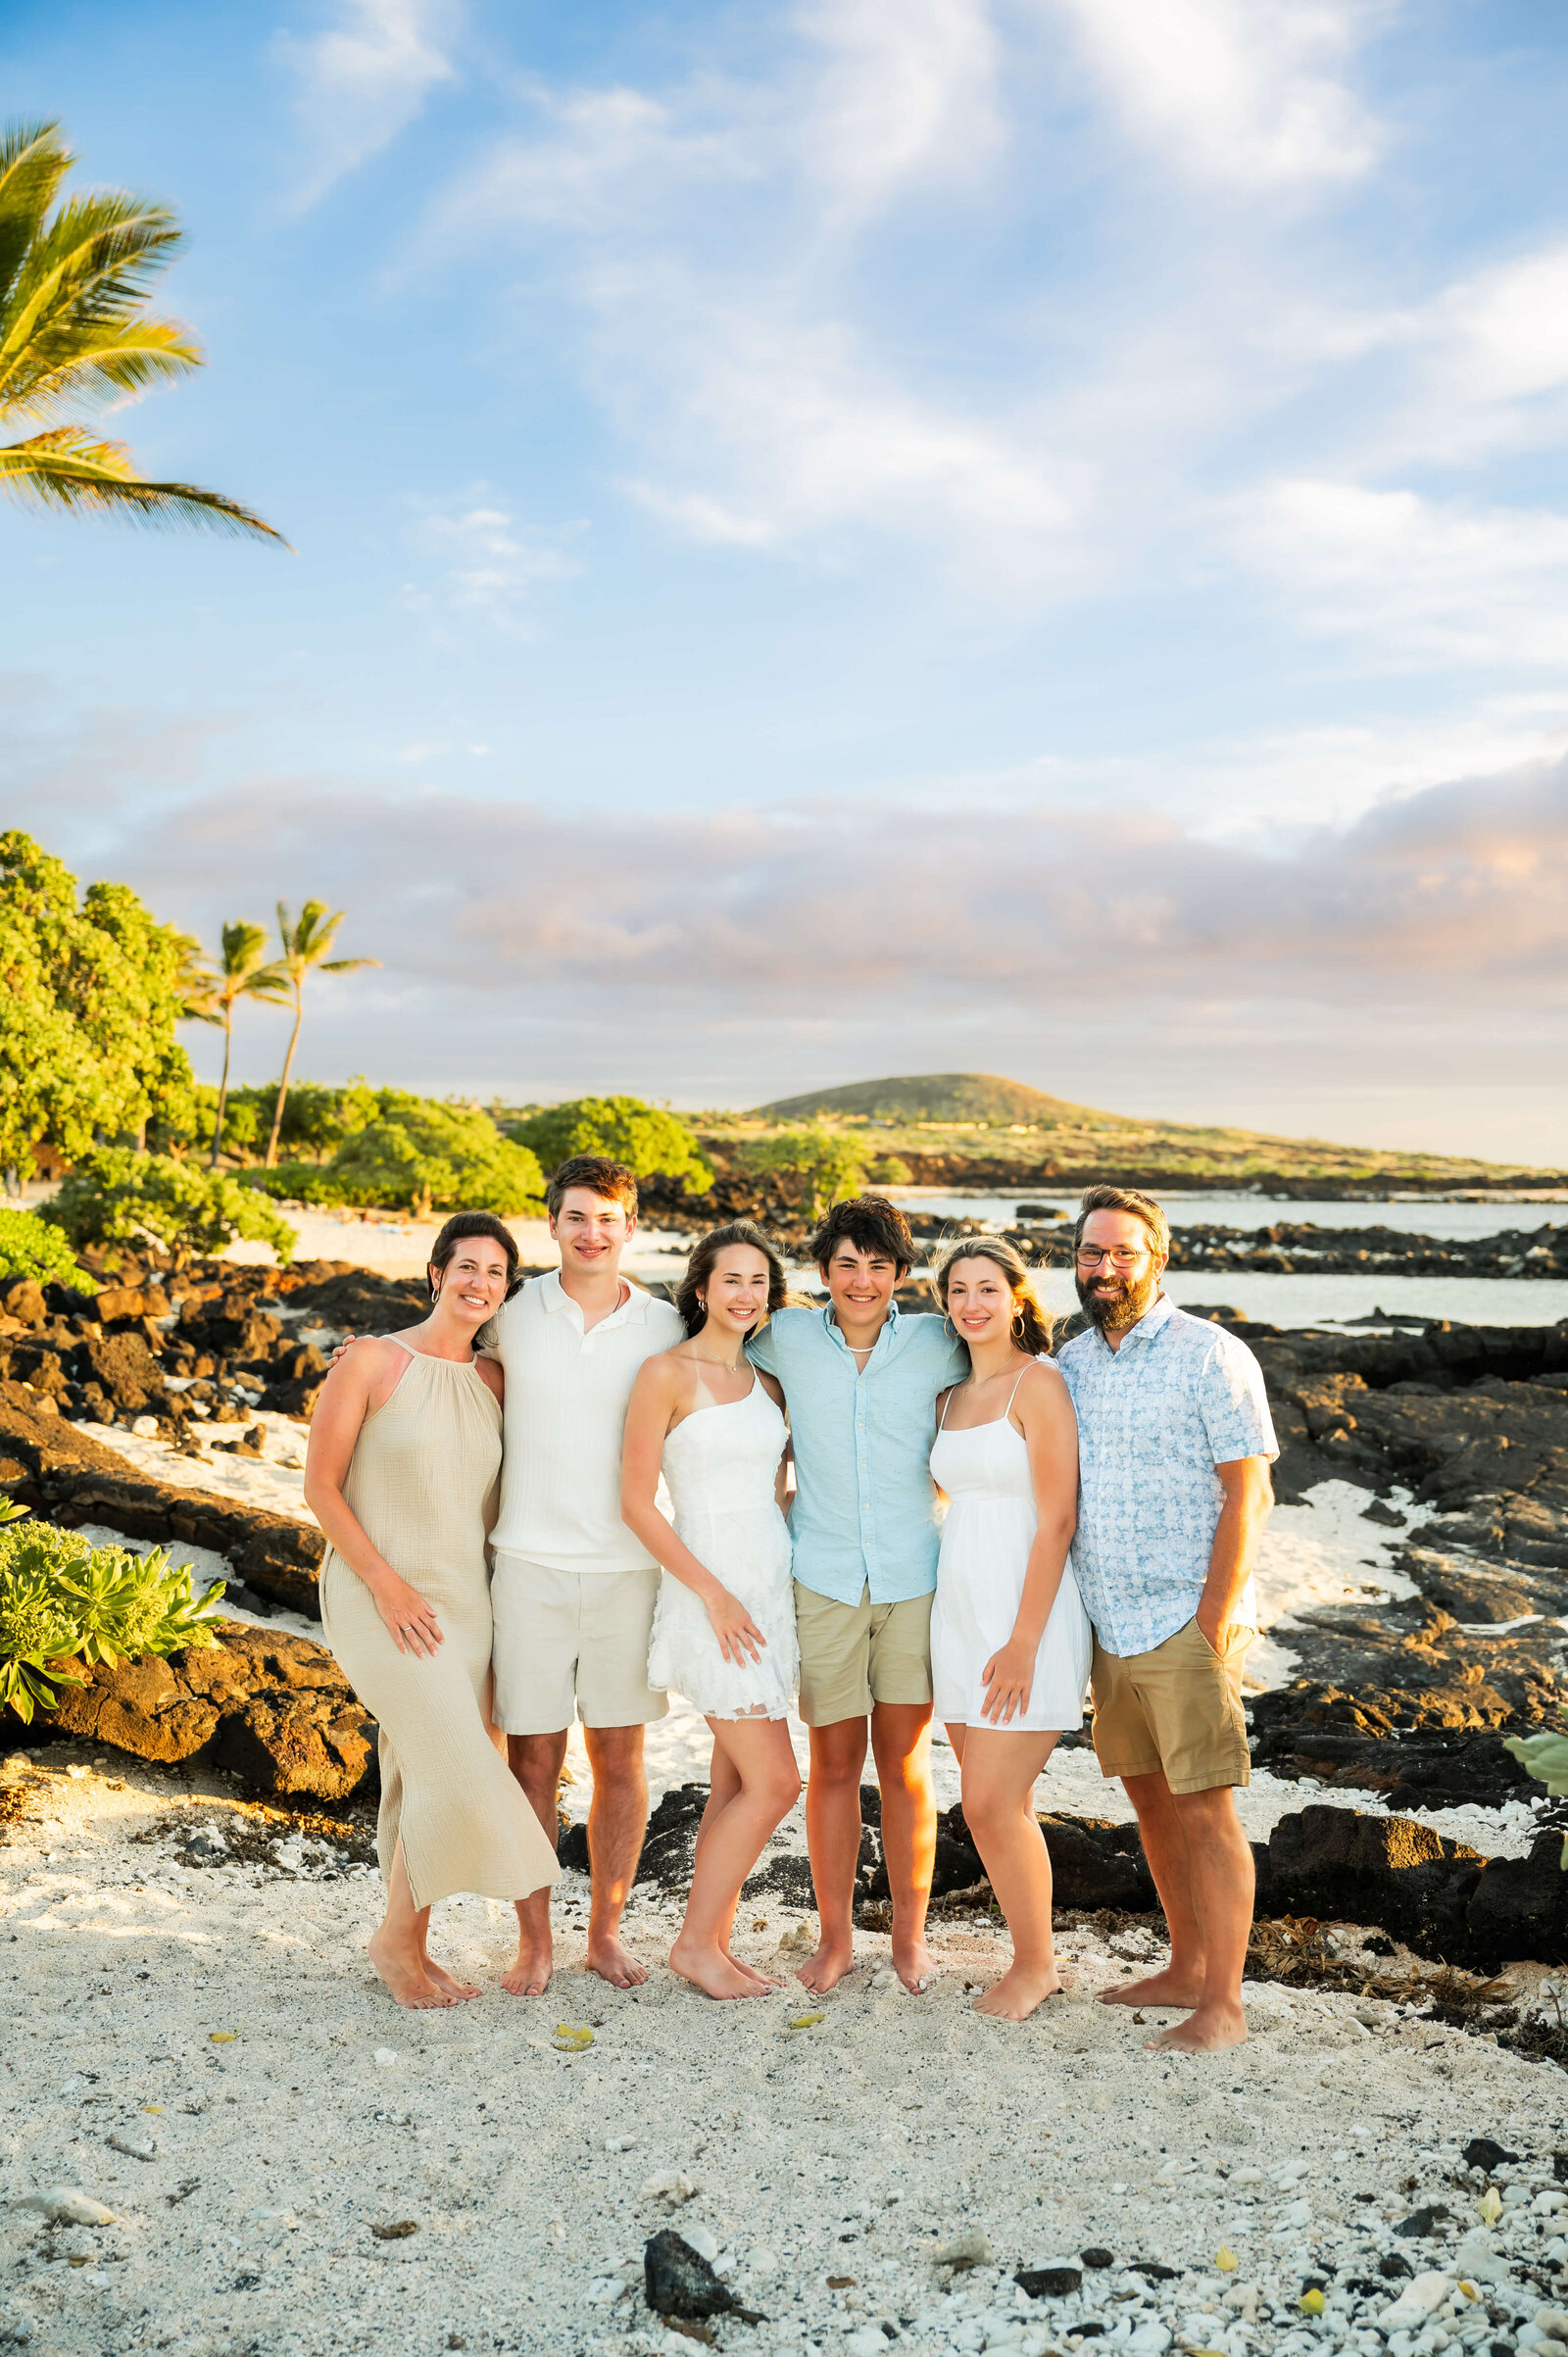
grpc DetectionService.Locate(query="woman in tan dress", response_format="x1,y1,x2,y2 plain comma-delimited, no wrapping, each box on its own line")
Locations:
306,1211,559,2008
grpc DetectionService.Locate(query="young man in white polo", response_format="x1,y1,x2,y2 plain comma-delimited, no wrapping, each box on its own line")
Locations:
487,1154,685,1994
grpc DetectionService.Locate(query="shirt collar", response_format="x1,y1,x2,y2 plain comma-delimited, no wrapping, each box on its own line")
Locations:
1115,1291,1175,1350
540,1267,646,1326
821,1298,902,1354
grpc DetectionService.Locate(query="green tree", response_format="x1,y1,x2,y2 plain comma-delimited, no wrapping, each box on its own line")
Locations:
327,1104,545,1218
508,1095,713,1194
265,904,379,1166
0,831,198,1181
47,1149,297,1269
234,1074,377,1165
0,1205,92,1294
737,1129,866,1216
185,921,289,1166
0,120,283,540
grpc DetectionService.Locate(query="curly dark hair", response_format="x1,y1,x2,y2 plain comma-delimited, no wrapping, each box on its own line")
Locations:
808,1193,915,1278
932,1233,1054,1357
675,1220,789,1339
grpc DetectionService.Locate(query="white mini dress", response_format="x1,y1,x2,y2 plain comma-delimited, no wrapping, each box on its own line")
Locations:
646,1377,799,1721
929,1373,1092,1734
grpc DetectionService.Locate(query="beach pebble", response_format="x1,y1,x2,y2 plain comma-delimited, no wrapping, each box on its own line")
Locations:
606,2134,638,2153
681,2223,718,2262
642,2171,701,2206
643,2228,740,2322
845,2332,893,2356
13,2188,116,2226
1381,2271,1455,2332
106,2130,157,2161
1533,2309,1568,2342
373,2047,399,2067
935,2229,995,2271
1277,2198,1311,2229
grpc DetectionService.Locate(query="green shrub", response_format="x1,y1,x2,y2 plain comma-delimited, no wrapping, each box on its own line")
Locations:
326,1105,545,1218
45,1150,298,1270
240,1161,363,1206
866,1154,913,1186
735,1129,867,1215
507,1095,712,1195
0,1507,225,1724
1503,1732,1568,1866
0,1205,93,1294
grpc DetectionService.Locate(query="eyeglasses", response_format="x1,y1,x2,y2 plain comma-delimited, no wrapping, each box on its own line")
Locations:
1075,1245,1151,1270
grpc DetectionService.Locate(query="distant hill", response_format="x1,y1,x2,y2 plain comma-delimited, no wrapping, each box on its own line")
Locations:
756,1073,1139,1127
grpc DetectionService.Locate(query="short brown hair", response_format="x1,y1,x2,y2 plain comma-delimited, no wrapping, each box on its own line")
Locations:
675,1220,788,1338
933,1234,1054,1356
546,1154,639,1221
1074,1183,1170,1261
809,1194,915,1278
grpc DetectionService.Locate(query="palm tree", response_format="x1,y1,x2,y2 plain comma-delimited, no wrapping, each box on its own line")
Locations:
265,903,378,1167
190,923,291,1167
0,119,285,539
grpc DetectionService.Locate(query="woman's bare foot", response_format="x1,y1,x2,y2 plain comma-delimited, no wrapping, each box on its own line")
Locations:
796,1937,855,1995
588,1932,650,1989
891,1933,936,1994
1147,2001,1248,2052
670,1937,772,1999
502,1923,553,1996
368,1928,455,2009
973,1962,1061,2021
421,1955,481,2001
1098,1966,1200,2008
724,1949,784,1990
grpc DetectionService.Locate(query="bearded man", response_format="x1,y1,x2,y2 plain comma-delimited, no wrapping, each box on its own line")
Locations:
1055,1185,1276,2053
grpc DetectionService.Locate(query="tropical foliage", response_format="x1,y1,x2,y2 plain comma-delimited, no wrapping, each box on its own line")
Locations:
0,830,199,1177
183,921,289,1164
46,1150,297,1269
507,1096,712,1194
265,903,378,1166
1503,1732,1568,1867
734,1128,867,1215
321,1101,545,1218
0,119,282,539
0,1506,224,1724
0,1205,93,1294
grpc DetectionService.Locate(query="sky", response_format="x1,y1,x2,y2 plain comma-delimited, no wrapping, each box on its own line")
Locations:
5,0,1568,1163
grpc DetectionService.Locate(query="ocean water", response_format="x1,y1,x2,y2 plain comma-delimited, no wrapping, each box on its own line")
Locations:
889,1187,1567,1239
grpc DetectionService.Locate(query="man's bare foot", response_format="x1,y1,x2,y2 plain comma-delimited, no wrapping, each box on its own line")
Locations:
891,1933,936,1994
670,1937,771,2000
421,1956,481,2001
796,1937,855,1995
1098,1967,1201,2008
973,1962,1061,2021
587,1932,650,1989
368,1928,455,2009
502,1924,553,1996
1147,2001,1248,2052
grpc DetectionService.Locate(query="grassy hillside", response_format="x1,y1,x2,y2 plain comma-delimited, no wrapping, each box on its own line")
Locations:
703,1071,1558,1190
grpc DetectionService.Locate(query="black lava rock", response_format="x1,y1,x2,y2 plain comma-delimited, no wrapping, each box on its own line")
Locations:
1379,2254,1414,2280
1395,2205,1449,2239
1080,2248,1115,2270
1463,2137,1521,2173
1018,2267,1083,2297
644,2230,760,2323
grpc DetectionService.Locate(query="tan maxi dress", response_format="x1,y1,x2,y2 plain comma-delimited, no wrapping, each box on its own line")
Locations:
318,1343,560,1912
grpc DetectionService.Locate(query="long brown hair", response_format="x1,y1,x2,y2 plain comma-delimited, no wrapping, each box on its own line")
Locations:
675,1220,789,1339
932,1234,1054,1356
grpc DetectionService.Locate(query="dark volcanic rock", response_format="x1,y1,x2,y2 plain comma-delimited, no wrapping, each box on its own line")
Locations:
16,1619,375,1799
78,1330,172,1417
645,2230,759,2322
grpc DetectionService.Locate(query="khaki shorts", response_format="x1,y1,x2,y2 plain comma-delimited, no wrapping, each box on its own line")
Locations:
1090,1617,1254,1794
491,1556,667,1736
794,1583,933,1729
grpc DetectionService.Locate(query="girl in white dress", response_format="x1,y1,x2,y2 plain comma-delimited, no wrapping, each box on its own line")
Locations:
621,1222,801,2000
930,1235,1089,2020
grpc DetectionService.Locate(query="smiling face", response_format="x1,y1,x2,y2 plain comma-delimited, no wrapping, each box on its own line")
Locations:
943,1254,1017,1350
551,1185,634,1280
430,1233,513,1330
695,1244,774,1342
821,1240,900,1327
1075,1206,1166,1331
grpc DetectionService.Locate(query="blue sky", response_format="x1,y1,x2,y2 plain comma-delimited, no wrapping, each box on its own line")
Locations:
5,0,1568,1160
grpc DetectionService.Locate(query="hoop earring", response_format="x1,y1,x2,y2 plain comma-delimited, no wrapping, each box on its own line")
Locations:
1011,1308,1027,1340
430,1279,441,1303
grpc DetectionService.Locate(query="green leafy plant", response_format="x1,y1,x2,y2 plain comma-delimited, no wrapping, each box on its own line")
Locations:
507,1095,713,1195
45,1149,297,1269
324,1103,545,1218
866,1154,913,1186
0,1509,225,1724
265,904,379,1166
1503,1731,1568,1867
735,1128,867,1216
0,1204,92,1293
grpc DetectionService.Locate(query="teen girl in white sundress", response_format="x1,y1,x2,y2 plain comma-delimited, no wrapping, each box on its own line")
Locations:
620,1222,801,2002
930,1234,1090,2021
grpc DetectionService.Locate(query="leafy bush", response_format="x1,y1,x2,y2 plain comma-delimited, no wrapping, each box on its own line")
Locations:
1503,1732,1568,1866
867,1154,913,1186
507,1095,712,1195
326,1104,545,1217
734,1129,867,1215
222,1076,381,1163
45,1150,298,1270
0,1507,225,1724
240,1161,362,1206
0,1205,93,1294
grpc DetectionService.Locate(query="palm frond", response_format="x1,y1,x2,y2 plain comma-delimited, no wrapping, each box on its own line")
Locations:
0,198,185,412
0,426,289,542
319,957,380,973
5,315,203,424
0,122,70,310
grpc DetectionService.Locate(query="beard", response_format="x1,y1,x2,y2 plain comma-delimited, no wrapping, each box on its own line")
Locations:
1076,1266,1161,1331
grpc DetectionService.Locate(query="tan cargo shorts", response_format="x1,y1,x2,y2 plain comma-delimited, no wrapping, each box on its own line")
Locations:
1089,1616,1254,1794
490,1555,667,1735
793,1582,933,1728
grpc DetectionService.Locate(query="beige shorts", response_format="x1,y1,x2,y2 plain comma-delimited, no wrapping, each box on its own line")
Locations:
490,1556,667,1736
794,1583,933,1729
1089,1617,1254,1795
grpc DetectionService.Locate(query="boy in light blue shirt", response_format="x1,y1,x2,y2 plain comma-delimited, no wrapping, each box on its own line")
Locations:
748,1196,965,1994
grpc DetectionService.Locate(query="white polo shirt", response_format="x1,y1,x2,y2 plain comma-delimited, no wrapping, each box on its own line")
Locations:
486,1268,685,1574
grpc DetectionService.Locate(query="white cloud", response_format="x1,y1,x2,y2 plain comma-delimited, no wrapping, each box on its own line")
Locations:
795,0,1004,222
278,0,458,210
399,497,585,629
1042,0,1384,187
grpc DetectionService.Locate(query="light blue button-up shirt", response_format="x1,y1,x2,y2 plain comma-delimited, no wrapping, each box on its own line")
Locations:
747,1302,968,1605
1056,1295,1278,1659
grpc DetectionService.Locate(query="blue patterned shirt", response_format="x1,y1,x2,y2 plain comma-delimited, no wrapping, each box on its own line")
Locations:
1056,1295,1277,1658
747,1302,968,1605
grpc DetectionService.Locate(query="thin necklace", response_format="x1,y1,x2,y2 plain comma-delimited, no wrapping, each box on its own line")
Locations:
690,1346,747,1372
